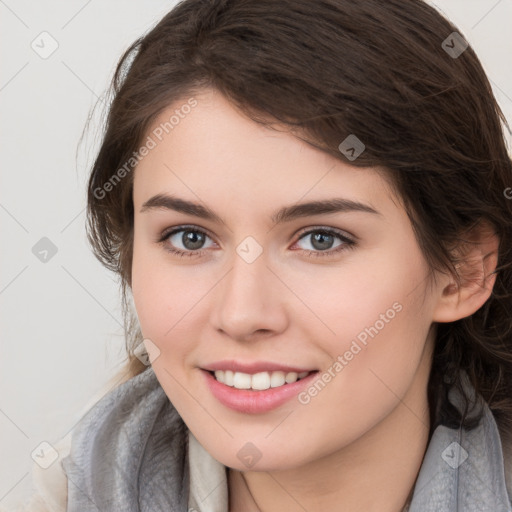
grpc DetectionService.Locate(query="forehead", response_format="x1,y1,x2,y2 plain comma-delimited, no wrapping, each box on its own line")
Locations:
133,88,396,217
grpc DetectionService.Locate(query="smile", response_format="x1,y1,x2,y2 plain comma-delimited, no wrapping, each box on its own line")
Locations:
201,368,320,414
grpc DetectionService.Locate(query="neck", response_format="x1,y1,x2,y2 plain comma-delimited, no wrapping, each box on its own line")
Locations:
228,341,433,512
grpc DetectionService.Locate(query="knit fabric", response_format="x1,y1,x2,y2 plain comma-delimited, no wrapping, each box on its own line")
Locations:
61,368,189,511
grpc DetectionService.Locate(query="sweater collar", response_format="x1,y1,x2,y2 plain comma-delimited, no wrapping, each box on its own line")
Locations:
406,376,511,511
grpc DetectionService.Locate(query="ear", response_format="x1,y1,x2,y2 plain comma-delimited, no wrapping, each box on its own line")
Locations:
432,220,500,323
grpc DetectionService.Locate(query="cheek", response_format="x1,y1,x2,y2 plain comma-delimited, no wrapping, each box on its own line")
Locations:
296,263,408,355
132,271,190,347
131,237,182,341
312,246,432,396
286,292,430,460
131,239,213,364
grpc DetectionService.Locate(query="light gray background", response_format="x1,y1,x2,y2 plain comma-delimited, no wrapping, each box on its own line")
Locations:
1,0,511,507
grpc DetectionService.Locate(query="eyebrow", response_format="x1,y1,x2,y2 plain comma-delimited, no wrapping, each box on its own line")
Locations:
140,193,382,225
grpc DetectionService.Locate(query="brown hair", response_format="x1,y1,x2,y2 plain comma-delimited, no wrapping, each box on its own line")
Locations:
85,0,512,440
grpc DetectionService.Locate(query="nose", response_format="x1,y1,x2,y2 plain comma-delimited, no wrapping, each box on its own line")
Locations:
211,247,288,342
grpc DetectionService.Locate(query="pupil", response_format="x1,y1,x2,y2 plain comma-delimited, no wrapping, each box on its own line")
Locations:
183,231,204,250
312,232,333,250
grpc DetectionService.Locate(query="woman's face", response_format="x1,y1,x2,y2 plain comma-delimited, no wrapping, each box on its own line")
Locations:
131,87,440,471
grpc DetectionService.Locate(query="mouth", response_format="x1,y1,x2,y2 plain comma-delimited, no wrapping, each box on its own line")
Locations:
201,368,320,414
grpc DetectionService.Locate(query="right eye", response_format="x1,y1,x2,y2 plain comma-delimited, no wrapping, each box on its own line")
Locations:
158,226,217,258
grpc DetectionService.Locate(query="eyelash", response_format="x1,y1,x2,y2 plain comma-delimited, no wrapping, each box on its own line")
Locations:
157,225,356,259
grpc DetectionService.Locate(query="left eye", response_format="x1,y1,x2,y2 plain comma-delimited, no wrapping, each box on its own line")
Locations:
292,228,356,256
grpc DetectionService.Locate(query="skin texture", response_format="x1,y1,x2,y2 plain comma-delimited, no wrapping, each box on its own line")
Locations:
131,87,499,511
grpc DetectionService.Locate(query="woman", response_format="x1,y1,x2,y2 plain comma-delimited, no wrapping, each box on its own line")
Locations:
8,0,512,510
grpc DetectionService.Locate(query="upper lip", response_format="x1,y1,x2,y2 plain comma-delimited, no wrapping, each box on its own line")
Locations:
202,360,317,374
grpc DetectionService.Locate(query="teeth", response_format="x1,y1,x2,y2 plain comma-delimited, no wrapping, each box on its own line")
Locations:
270,371,285,388
285,372,298,383
213,370,311,390
251,372,271,390
224,370,234,386
233,372,251,389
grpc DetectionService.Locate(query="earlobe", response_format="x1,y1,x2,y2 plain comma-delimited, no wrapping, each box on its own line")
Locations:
431,222,500,323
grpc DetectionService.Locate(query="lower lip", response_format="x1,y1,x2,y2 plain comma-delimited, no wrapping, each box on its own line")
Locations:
201,369,319,414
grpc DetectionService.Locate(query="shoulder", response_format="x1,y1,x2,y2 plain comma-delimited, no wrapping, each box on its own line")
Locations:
0,436,70,512
1,368,179,512
497,420,512,500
